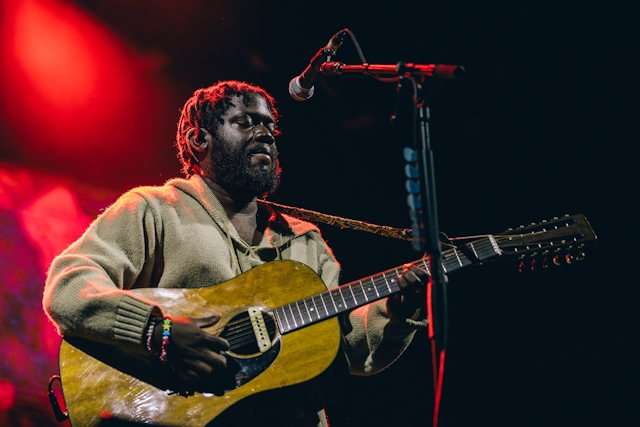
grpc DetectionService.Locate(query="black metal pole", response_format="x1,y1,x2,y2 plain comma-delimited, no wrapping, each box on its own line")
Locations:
320,61,463,426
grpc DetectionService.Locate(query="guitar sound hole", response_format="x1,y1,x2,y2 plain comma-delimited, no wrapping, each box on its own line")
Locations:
220,311,277,356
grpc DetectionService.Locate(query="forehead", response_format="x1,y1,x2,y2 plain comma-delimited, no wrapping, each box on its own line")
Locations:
223,93,274,121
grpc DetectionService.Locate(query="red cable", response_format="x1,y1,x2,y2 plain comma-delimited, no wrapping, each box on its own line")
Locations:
433,349,445,427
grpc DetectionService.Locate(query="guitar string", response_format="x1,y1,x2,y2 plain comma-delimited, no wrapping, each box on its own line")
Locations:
223,253,470,342
225,230,579,348
225,322,276,345
228,326,277,350
233,229,578,337
222,231,576,336
222,235,500,333
227,230,580,343
220,237,501,340
222,239,561,345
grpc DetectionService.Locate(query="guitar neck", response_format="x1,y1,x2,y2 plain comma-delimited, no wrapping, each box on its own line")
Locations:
274,235,501,334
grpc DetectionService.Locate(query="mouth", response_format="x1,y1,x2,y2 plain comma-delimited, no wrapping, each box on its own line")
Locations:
247,146,274,166
252,153,272,162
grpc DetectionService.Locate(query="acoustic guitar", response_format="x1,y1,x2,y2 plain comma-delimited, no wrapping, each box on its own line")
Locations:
58,214,596,427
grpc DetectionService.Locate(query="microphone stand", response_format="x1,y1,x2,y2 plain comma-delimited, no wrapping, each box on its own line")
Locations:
321,60,465,427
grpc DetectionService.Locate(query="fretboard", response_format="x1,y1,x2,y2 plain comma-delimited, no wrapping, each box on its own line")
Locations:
273,235,501,334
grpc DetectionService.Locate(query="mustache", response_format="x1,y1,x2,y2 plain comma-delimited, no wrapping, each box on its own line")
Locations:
245,145,276,158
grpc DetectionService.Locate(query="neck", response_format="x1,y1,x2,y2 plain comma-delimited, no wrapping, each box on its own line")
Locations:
202,176,257,214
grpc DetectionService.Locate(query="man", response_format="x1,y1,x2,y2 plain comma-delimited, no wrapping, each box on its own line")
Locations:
44,80,429,426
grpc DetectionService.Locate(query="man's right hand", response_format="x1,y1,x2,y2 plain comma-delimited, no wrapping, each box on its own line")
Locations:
153,314,233,393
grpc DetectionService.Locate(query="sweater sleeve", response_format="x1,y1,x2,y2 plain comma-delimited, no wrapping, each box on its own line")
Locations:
310,232,428,376
43,192,164,353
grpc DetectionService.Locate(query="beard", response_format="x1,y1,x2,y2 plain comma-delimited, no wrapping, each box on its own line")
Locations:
207,136,281,198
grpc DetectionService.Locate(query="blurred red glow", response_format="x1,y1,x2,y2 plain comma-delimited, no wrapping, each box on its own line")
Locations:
20,186,91,273
1,0,137,136
1,163,120,415
13,0,98,108
0,0,167,177
0,380,16,410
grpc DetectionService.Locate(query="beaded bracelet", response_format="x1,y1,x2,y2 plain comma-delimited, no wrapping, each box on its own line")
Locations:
159,315,172,363
145,317,157,354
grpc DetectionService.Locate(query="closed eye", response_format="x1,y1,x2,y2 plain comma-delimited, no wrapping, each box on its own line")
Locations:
236,117,253,128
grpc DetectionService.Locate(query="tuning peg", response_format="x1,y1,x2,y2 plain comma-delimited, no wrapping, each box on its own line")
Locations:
565,253,574,264
518,259,525,273
575,251,586,261
542,256,549,269
553,254,562,266
530,258,536,271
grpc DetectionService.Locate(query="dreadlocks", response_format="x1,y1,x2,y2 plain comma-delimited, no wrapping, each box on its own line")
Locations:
175,80,279,177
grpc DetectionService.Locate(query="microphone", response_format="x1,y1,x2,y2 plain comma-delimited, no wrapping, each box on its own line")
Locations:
289,30,346,101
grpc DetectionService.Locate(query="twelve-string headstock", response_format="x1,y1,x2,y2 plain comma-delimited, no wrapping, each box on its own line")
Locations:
494,214,597,271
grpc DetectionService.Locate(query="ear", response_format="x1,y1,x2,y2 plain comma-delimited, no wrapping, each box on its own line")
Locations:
187,128,209,154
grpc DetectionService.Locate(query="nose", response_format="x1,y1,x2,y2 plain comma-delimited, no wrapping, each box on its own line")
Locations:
254,124,275,145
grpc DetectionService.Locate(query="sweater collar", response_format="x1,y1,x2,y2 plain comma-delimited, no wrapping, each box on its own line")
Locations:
166,175,321,249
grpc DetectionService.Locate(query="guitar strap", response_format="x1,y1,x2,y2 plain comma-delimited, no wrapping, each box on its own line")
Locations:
258,199,412,242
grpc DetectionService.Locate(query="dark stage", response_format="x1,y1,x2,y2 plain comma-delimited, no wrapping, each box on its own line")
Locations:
0,1,633,426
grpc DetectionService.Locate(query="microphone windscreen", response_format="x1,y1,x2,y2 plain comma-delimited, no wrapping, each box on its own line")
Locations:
288,77,315,102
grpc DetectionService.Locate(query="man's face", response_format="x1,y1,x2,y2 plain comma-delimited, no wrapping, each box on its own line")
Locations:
204,93,280,196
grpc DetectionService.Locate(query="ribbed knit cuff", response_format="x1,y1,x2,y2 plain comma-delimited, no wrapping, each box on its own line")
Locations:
113,296,155,345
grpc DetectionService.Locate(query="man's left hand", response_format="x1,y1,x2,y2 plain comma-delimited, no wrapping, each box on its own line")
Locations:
386,264,430,324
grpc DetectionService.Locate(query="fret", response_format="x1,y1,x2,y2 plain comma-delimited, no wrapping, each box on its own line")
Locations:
328,289,339,313
419,259,431,275
310,296,320,320
388,274,398,291
321,294,337,316
358,280,369,302
337,287,348,310
295,301,305,325
382,272,392,293
469,242,479,259
339,285,355,308
445,252,457,268
350,283,364,305
274,308,286,333
373,277,390,298
348,284,358,306
453,248,463,267
286,304,298,328
370,277,380,298
364,279,378,301
315,294,329,319
302,298,313,321
280,307,291,332
329,288,342,312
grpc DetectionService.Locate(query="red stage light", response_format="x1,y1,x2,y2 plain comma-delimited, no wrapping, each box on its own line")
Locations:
0,0,167,181
12,0,99,109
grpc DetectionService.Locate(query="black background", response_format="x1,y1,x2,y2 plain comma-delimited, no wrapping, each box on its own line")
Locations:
1,1,634,425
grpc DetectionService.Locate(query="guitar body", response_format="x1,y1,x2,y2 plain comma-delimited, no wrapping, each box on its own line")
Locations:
59,260,346,427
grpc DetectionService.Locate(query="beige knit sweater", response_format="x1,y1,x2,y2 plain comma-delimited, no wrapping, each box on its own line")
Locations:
44,175,424,426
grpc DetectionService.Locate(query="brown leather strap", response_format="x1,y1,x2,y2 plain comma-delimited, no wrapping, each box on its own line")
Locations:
258,199,412,241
